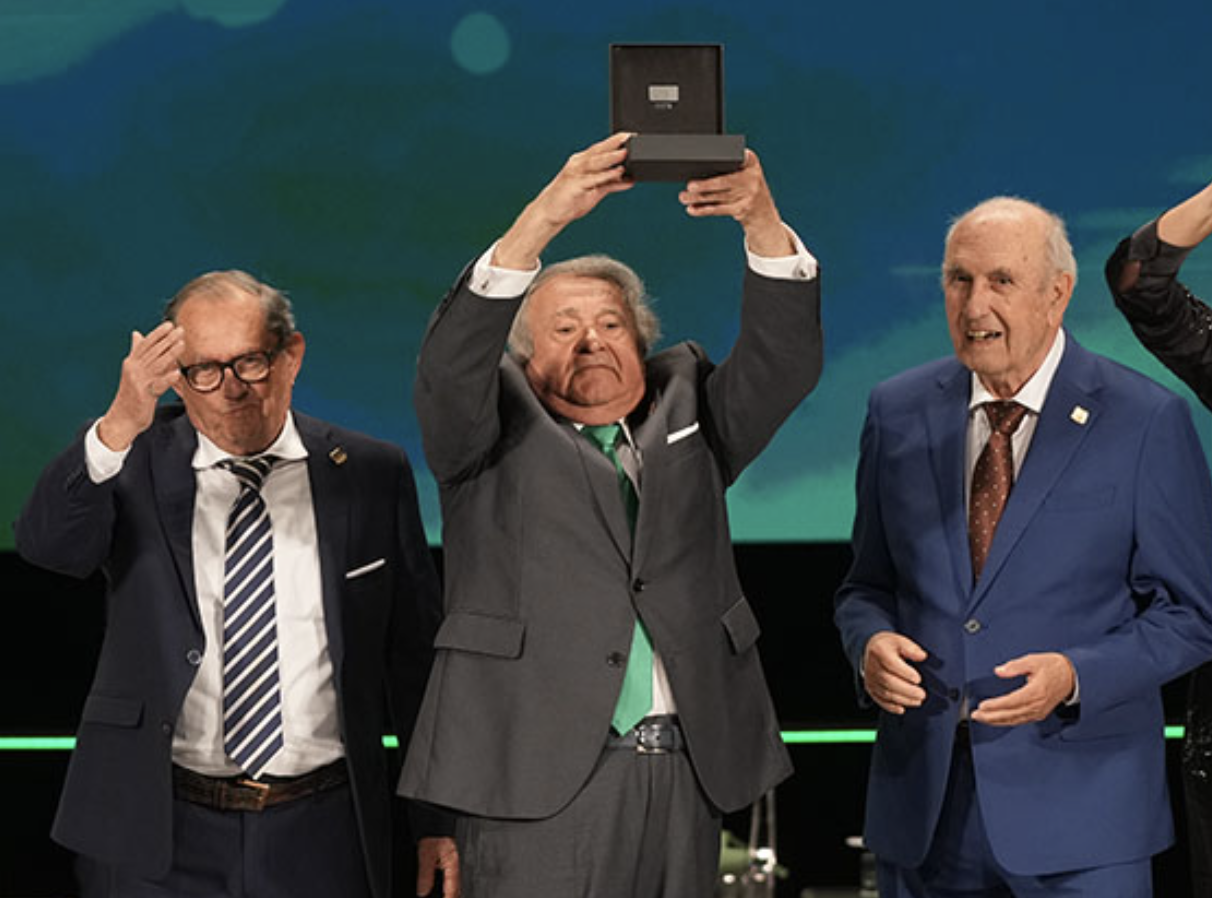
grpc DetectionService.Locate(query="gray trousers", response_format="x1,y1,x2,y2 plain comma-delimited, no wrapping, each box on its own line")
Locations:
458,744,722,898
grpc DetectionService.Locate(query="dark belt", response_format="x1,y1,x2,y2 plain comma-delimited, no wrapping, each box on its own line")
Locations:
172,759,349,812
608,715,685,754
955,719,971,747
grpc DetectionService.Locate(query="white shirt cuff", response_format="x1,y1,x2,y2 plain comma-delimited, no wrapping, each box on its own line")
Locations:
85,420,130,484
470,227,818,296
746,225,818,281
1066,669,1081,706
470,241,541,298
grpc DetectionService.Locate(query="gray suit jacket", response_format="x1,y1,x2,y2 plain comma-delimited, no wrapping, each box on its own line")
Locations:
400,263,822,818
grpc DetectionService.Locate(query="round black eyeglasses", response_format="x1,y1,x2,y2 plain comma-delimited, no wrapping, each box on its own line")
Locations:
179,350,277,393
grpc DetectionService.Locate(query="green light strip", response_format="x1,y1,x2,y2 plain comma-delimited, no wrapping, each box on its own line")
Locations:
0,727,1188,752
0,737,77,751
782,729,877,744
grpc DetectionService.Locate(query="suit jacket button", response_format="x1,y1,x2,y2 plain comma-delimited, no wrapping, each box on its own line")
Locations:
607,652,626,667
948,688,960,701
963,618,982,634
161,722,173,737
632,579,646,592
186,649,203,666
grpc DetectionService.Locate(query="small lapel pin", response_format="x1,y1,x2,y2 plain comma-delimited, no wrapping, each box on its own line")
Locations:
1070,406,1089,426
328,446,348,466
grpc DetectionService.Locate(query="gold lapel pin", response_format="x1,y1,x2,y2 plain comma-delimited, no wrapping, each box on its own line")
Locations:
1070,406,1089,426
329,446,348,465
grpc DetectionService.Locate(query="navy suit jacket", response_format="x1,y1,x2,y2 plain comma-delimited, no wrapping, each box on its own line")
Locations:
15,407,442,898
835,334,1212,875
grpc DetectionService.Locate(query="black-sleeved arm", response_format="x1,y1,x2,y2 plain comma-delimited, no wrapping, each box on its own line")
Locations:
1107,219,1212,410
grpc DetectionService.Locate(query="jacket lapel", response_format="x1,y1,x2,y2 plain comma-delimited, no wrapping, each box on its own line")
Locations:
969,337,1101,608
925,363,978,599
151,413,203,630
629,393,674,573
297,413,350,676
570,423,634,561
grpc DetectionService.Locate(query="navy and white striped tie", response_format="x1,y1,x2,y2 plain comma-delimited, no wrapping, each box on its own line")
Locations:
219,456,283,778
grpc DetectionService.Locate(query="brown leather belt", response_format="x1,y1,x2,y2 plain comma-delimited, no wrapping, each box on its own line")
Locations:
172,759,349,812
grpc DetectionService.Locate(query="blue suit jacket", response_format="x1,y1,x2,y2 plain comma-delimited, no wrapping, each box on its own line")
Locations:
15,406,442,898
835,334,1212,875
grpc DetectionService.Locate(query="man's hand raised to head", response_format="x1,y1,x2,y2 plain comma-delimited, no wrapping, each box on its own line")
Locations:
97,321,186,452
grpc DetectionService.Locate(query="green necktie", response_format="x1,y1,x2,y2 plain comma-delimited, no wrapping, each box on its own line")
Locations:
582,423,653,734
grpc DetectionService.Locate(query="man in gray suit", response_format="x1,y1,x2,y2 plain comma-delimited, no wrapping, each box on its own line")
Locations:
399,133,823,897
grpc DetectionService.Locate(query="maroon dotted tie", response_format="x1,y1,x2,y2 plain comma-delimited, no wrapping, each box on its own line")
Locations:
969,401,1028,580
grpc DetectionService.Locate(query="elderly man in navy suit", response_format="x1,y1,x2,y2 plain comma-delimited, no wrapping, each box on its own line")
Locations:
17,270,458,898
836,196,1212,897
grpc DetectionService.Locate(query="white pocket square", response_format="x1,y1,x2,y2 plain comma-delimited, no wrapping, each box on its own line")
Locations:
666,422,700,445
345,558,386,580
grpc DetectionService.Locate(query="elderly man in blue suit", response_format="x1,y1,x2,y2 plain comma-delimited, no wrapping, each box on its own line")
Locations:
835,196,1212,897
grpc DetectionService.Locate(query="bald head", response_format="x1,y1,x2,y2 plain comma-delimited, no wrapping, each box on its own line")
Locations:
941,197,1076,398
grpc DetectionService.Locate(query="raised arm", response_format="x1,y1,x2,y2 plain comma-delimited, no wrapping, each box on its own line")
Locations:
16,321,185,576
492,133,635,270
1157,180,1212,248
691,149,823,479
1107,177,1212,410
679,149,795,256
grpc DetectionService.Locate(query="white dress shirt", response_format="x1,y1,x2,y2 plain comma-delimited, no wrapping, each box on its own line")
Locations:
86,412,343,776
964,329,1066,502
962,329,1079,705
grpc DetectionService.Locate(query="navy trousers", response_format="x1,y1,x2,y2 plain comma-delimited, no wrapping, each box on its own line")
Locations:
75,783,373,898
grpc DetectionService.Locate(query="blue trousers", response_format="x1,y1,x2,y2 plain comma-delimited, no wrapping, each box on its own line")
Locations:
877,734,1152,898
75,783,373,898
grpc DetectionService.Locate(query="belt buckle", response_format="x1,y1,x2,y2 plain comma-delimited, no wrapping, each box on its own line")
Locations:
634,722,669,755
233,777,272,811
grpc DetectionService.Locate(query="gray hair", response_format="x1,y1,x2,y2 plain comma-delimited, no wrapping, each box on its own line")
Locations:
507,255,661,362
163,270,297,348
943,196,1078,288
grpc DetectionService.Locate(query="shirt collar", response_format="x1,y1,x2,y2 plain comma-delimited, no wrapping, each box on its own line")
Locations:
968,329,1066,416
571,418,636,447
191,411,309,470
